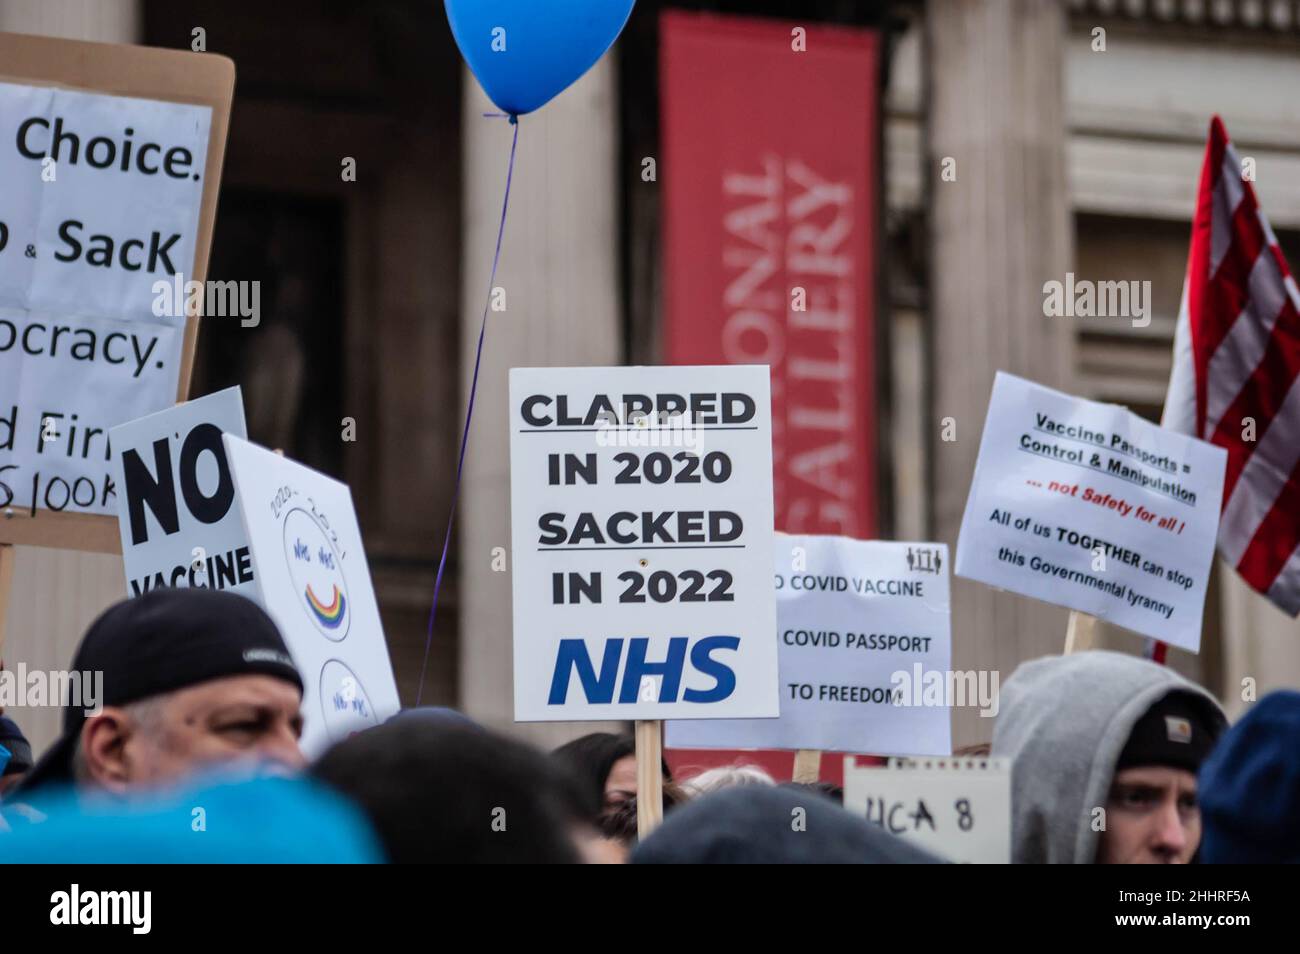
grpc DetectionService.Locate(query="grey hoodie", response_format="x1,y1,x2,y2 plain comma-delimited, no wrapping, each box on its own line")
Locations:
991,651,1227,864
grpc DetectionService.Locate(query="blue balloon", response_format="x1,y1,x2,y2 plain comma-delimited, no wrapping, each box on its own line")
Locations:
445,0,636,117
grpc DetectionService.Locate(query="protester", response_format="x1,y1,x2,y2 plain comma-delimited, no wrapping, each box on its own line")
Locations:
632,785,943,863
15,588,306,798
385,704,482,730
0,715,33,796
313,717,598,863
597,780,691,848
789,781,843,805
1198,690,1300,863
992,650,1226,864
681,763,775,798
552,731,672,817
0,773,382,863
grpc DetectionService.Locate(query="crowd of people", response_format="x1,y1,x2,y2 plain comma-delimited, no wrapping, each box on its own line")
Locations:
0,588,1295,863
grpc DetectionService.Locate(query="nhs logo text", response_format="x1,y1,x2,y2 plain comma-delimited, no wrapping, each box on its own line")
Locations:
548,636,739,705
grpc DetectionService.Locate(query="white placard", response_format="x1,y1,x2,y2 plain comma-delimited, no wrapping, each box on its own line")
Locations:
509,365,779,721
955,372,1226,651
668,534,952,756
0,81,211,515
224,436,400,755
110,386,251,598
842,757,1012,864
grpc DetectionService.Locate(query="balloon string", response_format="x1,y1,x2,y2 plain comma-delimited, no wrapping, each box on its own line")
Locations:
416,117,519,707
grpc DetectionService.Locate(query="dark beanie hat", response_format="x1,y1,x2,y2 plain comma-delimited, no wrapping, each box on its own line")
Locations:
18,588,302,793
1116,690,1220,774
1198,690,1300,863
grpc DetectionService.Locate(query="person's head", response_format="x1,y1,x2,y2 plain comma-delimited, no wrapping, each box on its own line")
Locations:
1198,690,1300,863
597,780,691,848
312,718,592,863
681,763,775,798
0,774,383,863
991,650,1226,864
384,705,480,730
788,780,843,804
1096,693,1220,864
18,589,305,797
552,732,671,817
73,673,304,793
631,785,943,864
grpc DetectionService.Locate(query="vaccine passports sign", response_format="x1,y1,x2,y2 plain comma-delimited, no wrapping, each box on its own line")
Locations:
509,365,779,722
956,372,1226,651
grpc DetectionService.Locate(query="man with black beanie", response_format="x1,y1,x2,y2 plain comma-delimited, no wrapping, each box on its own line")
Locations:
16,588,306,798
1096,690,1221,863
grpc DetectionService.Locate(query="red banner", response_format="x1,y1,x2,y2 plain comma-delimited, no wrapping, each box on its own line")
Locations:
661,11,880,539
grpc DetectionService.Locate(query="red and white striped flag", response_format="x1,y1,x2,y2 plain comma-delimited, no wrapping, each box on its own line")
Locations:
1163,116,1300,615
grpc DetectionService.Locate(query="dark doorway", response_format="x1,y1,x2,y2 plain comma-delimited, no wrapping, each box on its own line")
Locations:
193,190,345,479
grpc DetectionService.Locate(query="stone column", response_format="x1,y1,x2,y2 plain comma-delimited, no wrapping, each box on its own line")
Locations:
458,57,625,747
926,0,1076,748
0,0,138,43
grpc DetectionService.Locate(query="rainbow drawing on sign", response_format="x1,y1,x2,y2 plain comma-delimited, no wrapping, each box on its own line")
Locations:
305,583,347,629
283,506,351,641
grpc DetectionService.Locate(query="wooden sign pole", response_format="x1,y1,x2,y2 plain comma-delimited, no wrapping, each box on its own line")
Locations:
1064,609,1097,654
635,719,664,839
0,544,14,658
792,748,822,784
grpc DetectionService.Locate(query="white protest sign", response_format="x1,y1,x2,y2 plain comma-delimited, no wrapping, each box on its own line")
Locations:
955,372,1226,651
0,81,211,516
842,757,1012,864
109,386,252,599
224,436,400,755
668,534,953,756
509,365,779,721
